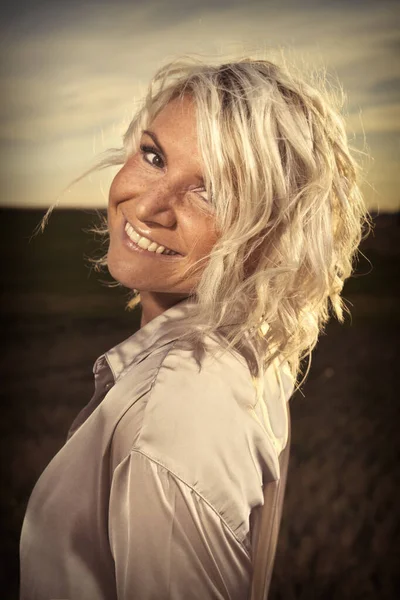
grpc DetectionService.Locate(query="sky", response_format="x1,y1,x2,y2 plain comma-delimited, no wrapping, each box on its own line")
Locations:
0,0,399,212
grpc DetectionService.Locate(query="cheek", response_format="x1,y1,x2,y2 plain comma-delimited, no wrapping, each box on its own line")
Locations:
192,224,219,257
204,217,220,248
107,185,118,227
108,171,125,208
108,159,138,207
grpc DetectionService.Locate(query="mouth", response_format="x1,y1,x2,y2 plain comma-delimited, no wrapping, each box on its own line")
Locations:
122,220,183,259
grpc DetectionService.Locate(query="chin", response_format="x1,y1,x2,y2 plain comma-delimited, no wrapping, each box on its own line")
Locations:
106,255,133,289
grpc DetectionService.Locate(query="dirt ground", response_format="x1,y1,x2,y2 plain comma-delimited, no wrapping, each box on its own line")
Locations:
0,210,399,599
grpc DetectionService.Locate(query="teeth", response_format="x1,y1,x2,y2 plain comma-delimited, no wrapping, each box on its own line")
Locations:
137,237,152,250
124,222,178,255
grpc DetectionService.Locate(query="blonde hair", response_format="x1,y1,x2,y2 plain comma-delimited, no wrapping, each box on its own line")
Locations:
38,52,373,408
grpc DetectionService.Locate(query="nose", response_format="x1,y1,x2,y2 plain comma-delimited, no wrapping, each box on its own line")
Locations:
134,180,182,227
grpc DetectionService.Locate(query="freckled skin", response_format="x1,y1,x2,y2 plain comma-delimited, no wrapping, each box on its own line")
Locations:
107,95,219,327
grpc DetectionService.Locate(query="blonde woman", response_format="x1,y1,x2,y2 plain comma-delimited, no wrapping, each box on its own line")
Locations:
19,55,371,599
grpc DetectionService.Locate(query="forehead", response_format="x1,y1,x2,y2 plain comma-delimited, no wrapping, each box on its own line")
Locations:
149,94,197,138
155,91,195,114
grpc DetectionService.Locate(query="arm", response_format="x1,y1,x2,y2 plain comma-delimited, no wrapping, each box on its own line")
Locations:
108,448,252,600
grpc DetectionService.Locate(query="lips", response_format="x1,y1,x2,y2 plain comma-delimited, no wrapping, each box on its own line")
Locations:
124,217,180,255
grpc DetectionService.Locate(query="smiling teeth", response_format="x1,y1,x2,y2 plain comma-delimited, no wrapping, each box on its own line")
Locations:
124,222,178,255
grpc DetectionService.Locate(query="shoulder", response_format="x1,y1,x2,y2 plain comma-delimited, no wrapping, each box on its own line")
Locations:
110,337,255,457
108,337,290,546
109,337,267,545
138,339,256,453
110,337,259,476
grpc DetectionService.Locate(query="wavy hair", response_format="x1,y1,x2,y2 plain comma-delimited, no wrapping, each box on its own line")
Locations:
38,52,373,410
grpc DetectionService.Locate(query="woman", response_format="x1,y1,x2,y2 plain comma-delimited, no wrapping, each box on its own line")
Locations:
20,55,371,599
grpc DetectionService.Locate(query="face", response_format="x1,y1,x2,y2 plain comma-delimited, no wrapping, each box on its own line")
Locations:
107,94,219,311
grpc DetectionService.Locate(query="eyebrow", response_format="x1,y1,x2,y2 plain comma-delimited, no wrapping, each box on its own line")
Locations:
142,129,167,161
141,128,205,185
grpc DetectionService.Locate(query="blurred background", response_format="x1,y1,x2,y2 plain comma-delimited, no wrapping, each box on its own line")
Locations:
0,0,399,598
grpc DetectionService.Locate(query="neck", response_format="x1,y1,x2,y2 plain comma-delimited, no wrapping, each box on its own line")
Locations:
139,291,191,328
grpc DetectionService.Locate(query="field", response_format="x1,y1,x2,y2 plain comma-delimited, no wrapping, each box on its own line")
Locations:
0,208,399,599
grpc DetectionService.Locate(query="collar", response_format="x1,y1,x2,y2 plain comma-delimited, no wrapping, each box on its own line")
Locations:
94,296,199,382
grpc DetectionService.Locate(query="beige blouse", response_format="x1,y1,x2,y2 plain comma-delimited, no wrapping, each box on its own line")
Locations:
19,296,294,600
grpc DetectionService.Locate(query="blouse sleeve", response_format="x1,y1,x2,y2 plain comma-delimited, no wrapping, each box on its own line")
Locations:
108,448,252,600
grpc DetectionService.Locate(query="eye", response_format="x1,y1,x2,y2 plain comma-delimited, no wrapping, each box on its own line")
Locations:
139,143,212,205
194,188,210,203
193,185,214,205
139,144,165,169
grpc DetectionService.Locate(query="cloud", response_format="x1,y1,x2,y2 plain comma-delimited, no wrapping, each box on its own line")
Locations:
0,73,143,142
367,77,400,106
0,0,398,209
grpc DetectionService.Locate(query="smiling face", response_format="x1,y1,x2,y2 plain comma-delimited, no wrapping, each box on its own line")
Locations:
107,94,219,325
